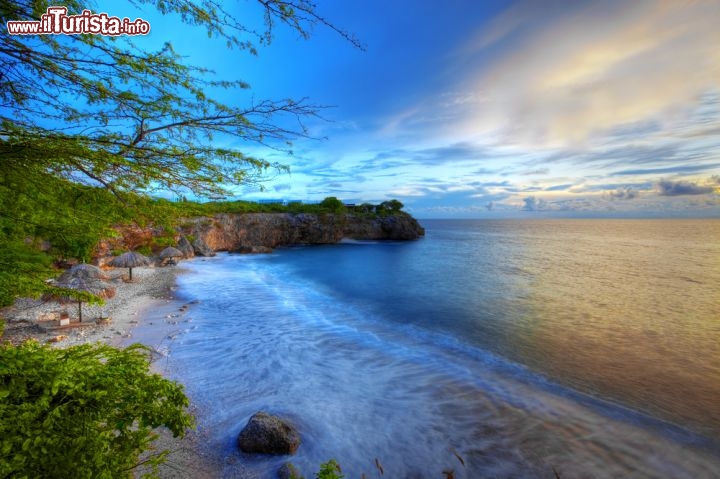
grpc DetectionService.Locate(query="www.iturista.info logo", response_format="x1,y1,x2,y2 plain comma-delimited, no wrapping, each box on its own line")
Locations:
6,6,150,36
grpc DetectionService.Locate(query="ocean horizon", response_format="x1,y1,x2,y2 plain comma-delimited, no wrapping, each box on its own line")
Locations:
132,218,720,478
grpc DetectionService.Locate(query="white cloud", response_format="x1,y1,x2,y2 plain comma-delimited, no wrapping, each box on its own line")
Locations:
458,0,720,148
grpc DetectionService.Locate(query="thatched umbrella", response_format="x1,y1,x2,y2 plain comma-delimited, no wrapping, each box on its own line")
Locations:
159,247,184,261
53,275,115,323
58,263,109,281
109,251,151,281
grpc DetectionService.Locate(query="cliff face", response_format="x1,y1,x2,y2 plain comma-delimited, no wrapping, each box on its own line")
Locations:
182,213,424,253
93,213,424,263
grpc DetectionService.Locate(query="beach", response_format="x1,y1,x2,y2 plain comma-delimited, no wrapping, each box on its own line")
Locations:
1,265,178,347
0,262,225,478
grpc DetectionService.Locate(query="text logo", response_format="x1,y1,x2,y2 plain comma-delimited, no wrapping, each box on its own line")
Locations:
7,6,151,36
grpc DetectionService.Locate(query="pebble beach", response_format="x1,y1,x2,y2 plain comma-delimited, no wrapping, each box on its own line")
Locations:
1,262,226,478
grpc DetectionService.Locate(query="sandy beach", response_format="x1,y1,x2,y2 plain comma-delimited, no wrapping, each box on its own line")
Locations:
1,263,225,478
1,265,178,347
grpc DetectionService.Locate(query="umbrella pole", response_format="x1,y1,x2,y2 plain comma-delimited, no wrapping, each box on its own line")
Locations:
78,300,83,323
129,267,133,281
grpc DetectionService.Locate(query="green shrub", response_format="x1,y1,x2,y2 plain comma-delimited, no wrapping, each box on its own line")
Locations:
151,236,177,248
319,197,346,214
0,341,194,478
316,460,344,479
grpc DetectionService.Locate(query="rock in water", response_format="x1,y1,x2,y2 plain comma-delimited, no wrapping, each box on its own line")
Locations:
237,412,301,455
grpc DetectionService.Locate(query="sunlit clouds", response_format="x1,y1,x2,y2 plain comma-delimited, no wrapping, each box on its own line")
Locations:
455,0,720,148
224,0,720,217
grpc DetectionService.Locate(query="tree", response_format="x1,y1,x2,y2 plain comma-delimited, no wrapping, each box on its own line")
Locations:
0,0,359,304
1,0,360,199
319,196,346,213
0,341,194,478
381,199,404,211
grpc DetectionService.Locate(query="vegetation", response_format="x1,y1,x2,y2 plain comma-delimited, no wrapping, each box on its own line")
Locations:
319,196,347,214
0,0,360,307
315,459,344,479
0,341,193,478
0,0,367,475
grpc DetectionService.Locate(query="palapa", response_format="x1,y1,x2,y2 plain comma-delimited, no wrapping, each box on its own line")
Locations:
159,246,184,259
158,246,184,266
109,251,151,281
57,263,108,281
52,274,115,323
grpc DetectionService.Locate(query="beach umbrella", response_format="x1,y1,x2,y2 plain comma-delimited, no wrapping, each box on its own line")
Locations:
58,263,108,281
52,275,115,323
159,246,184,260
109,251,151,281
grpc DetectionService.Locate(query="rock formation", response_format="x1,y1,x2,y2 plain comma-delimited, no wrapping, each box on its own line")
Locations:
237,411,301,455
191,237,215,257
181,213,424,254
176,236,195,258
92,212,424,263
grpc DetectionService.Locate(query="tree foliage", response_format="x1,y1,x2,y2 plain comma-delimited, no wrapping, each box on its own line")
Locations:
1,0,355,199
0,341,194,478
0,0,357,304
319,196,345,213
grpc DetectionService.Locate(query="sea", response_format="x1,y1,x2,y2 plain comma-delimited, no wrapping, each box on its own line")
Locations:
131,219,720,478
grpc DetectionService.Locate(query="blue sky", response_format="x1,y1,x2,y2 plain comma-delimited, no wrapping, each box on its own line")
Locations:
114,0,719,218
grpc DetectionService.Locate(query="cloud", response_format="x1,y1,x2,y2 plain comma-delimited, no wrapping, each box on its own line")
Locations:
607,187,639,200
657,179,715,196
458,0,720,147
521,196,546,211
544,183,574,192
273,183,292,192
612,163,720,176
518,168,549,176
363,142,505,171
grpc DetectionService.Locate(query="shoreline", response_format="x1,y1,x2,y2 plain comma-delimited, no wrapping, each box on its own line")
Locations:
1,265,179,347
1,262,226,478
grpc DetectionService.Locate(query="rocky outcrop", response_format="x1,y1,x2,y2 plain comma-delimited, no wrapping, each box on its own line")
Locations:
177,236,194,258
180,213,424,253
343,215,425,241
237,412,301,455
191,237,215,257
92,212,424,263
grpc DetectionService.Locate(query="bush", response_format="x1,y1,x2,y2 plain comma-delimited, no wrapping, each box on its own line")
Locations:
0,341,194,478
316,460,344,479
319,196,346,214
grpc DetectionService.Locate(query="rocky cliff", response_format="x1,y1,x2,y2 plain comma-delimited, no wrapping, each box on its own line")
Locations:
181,212,424,254
93,213,423,262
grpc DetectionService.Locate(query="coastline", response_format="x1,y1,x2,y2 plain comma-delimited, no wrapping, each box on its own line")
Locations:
1,266,178,347
1,262,226,478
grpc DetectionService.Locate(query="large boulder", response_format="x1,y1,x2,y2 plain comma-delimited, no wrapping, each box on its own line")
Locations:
192,237,215,257
177,235,195,258
237,412,301,455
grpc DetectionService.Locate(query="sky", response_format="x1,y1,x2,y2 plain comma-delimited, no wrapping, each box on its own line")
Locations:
110,0,720,218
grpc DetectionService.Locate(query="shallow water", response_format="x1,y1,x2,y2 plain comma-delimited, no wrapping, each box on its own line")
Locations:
131,219,720,478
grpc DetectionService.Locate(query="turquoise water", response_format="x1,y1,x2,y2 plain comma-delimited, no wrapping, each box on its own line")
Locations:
133,219,720,478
